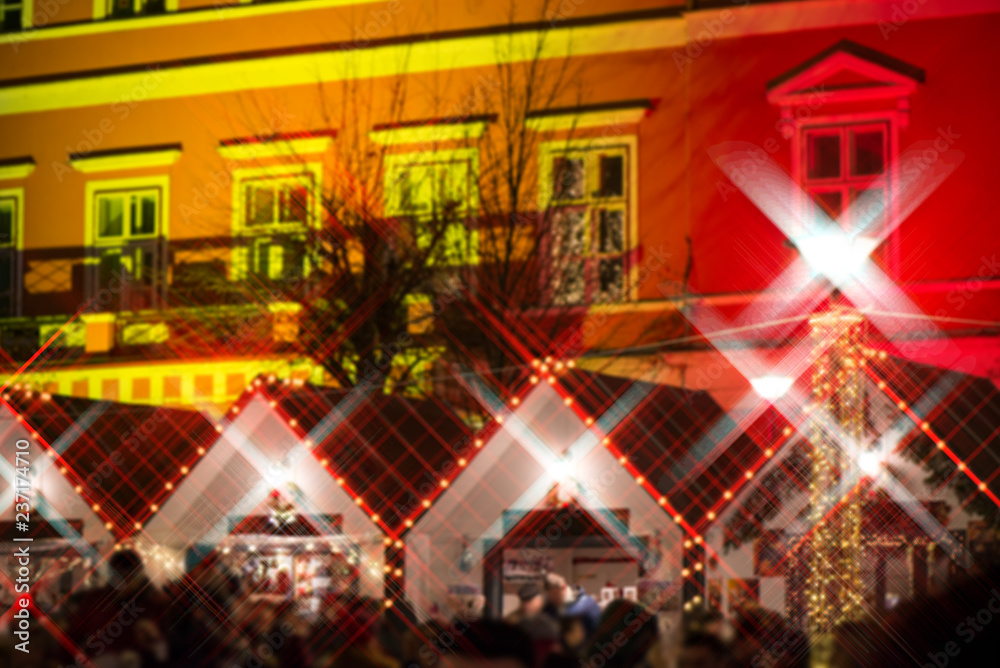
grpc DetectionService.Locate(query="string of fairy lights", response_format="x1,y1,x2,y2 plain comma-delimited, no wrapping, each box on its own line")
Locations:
2,311,999,613
805,308,866,633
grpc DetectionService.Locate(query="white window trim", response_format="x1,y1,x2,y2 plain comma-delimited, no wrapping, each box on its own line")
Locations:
0,187,25,317
383,147,480,217
84,175,170,248
70,147,181,174
0,161,35,181
526,108,648,133
92,187,161,246
0,188,25,250
83,175,169,310
382,147,480,267
218,136,333,161
0,0,33,30
229,162,322,280
93,0,176,21
369,121,488,147
538,135,639,302
791,112,901,277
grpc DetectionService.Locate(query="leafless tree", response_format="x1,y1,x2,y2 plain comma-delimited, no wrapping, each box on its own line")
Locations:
173,1,638,402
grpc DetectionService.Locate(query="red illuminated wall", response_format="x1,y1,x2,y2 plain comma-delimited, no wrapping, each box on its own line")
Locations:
681,13,1000,299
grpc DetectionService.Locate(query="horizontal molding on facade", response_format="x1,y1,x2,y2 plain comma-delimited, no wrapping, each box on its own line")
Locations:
2,0,383,45
218,134,335,160
0,158,36,180
525,99,655,131
368,116,493,146
1,0,994,58
14,355,316,408
687,0,1000,43
69,145,182,173
0,16,687,116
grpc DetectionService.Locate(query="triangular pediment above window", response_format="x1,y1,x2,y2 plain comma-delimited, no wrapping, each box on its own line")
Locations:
767,39,924,107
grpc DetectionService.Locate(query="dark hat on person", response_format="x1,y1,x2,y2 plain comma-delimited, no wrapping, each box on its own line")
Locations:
518,583,541,601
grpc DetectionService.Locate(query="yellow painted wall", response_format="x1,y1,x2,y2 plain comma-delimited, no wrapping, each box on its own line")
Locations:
2,43,686,302
33,0,93,28
3,1,996,336
3,0,682,81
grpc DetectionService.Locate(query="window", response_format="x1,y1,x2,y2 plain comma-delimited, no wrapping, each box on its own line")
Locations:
245,180,309,227
384,148,479,266
232,167,319,283
543,144,631,305
108,0,164,17
85,177,168,311
766,42,921,278
802,123,889,237
0,193,20,316
0,0,21,31
96,189,158,238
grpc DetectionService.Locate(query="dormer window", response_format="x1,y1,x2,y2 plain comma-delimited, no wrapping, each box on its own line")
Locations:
802,123,888,234
767,40,924,275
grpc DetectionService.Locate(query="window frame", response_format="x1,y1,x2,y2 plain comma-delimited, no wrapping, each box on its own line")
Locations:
791,112,901,276
383,147,480,267
0,0,23,32
92,187,161,242
538,135,639,305
0,188,24,317
84,175,170,312
230,163,322,281
94,0,173,20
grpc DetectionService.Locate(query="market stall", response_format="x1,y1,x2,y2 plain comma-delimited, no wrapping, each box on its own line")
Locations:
146,393,388,599
407,371,683,620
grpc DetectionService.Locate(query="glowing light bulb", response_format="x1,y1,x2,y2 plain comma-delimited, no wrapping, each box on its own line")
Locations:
795,233,879,283
265,464,291,487
548,457,575,485
750,375,795,400
858,451,882,475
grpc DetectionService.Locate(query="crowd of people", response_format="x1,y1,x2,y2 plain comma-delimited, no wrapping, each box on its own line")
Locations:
3,549,1000,668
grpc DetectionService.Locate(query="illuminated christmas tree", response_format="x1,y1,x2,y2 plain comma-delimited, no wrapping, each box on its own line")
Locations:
806,307,866,634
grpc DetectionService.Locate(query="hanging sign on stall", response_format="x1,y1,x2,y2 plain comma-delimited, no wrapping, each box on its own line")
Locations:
502,554,554,581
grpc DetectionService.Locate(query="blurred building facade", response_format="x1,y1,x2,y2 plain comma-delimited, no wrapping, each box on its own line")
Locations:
0,0,997,411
